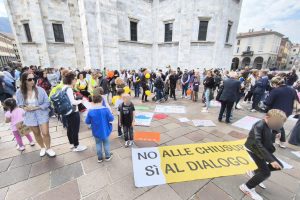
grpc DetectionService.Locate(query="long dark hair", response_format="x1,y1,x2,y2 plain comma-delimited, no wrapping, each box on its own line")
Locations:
20,72,38,101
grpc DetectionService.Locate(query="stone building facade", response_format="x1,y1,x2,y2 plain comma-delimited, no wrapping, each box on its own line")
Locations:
232,29,283,70
0,32,17,67
5,0,243,70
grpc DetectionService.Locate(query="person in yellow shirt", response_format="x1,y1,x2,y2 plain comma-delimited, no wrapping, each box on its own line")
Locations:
88,72,99,94
76,73,89,97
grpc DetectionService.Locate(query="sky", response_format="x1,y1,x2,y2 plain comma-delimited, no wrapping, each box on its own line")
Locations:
0,0,299,43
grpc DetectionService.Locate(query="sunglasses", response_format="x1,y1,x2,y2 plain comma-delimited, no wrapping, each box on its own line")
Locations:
27,78,34,82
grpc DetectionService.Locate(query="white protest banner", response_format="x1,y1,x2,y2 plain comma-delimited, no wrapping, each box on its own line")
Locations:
132,140,257,187
192,120,216,127
232,116,260,131
178,118,190,123
155,105,186,114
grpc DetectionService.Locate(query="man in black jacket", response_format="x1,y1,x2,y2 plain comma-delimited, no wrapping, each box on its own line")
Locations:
240,109,286,200
218,72,240,123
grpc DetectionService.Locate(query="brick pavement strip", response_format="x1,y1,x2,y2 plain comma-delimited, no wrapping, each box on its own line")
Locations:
50,162,83,188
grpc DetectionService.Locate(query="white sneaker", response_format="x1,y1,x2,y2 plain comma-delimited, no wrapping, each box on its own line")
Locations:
130,141,134,146
105,154,113,161
40,148,46,157
251,109,257,112
46,148,56,157
239,184,263,200
125,141,129,148
277,141,286,149
73,145,87,152
247,171,266,189
202,109,208,113
70,145,75,149
30,141,35,146
18,146,25,151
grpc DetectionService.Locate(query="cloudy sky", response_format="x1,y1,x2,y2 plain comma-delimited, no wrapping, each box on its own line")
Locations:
0,0,299,43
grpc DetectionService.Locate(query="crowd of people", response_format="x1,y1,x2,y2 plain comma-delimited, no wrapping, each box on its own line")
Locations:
0,64,300,200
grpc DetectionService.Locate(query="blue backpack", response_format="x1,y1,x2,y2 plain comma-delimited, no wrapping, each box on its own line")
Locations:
50,88,74,115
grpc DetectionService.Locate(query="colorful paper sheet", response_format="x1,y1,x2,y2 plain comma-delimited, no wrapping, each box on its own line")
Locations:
135,112,154,127
134,132,160,142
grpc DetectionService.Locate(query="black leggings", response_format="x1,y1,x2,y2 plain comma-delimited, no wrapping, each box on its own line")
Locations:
123,126,133,141
66,112,80,147
246,151,283,189
142,87,148,101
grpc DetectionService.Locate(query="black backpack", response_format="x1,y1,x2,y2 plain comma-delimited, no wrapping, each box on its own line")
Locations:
50,88,74,115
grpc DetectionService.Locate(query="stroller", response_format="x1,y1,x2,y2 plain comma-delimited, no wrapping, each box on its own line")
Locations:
152,83,169,103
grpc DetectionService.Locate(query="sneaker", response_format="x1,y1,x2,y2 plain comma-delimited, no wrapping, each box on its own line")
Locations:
70,145,75,149
97,159,103,163
73,145,87,152
30,141,35,146
277,141,286,149
250,109,257,112
18,146,25,151
40,148,46,157
105,154,113,161
46,148,56,157
125,141,129,148
130,140,134,146
247,171,266,189
239,184,263,200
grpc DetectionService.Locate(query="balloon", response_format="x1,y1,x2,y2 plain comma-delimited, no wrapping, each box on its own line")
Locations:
108,71,114,78
145,90,151,96
145,73,150,79
186,89,192,95
112,96,120,105
124,86,131,94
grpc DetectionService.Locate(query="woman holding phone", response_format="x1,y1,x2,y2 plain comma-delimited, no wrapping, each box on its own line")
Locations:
16,72,56,157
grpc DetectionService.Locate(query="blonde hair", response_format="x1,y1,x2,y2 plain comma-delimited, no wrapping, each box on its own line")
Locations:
267,109,287,122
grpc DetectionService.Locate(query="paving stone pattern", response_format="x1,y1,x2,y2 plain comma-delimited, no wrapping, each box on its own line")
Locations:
0,96,300,200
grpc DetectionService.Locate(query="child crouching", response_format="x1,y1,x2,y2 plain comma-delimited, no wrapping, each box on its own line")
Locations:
240,109,286,200
85,95,114,163
118,94,135,147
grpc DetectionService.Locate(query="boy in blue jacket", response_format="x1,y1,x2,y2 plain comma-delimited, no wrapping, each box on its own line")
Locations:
86,95,114,163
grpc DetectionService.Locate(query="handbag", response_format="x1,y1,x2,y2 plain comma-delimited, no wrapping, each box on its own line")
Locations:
15,122,31,136
216,85,224,101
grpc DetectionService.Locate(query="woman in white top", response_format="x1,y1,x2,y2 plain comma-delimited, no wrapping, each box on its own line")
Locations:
16,72,56,157
62,72,87,152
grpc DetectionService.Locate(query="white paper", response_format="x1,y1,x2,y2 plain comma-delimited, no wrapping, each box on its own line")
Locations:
210,100,221,107
178,118,190,123
155,105,186,114
192,120,216,127
278,158,293,169
232,116,261,131
291,151,300,158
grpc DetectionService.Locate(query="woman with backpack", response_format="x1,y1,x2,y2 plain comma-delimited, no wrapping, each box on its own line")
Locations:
62,72,87,152
16,72,56,157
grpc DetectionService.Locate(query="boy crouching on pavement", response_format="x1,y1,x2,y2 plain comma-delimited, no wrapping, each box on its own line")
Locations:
85,95,114,163
240,109,286,200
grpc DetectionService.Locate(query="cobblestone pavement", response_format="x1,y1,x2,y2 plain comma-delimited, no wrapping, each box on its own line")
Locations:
0,96,299,200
